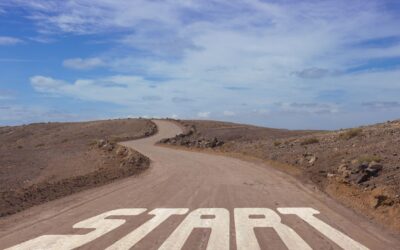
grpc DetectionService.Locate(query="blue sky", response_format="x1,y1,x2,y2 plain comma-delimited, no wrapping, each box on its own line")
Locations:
1,0,400,129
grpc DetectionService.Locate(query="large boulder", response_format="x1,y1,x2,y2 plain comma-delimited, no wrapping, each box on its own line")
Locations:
351,162,383,184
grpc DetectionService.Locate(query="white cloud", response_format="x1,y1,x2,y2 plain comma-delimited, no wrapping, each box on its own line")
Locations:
10,1,400,77
0,89,14,100
293,68,333,79
0,95,12,100
197,112,210,118
362,101,400,110
223,111,235,116
275,102,339,115
63,57,104,70
3,0,400,128
6,0,181,34
0,105,81,125
30,75,150,104
0,36,22,45
29,36,55,43
30,76,66,94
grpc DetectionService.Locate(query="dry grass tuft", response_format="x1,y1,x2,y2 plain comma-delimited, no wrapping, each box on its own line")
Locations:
339,128,363,140
300,137,319,145
358,155,382,163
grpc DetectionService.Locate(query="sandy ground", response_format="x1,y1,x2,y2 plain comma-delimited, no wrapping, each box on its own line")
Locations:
0,120,398,249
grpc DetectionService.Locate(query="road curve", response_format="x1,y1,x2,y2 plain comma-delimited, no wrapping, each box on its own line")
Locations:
0,120,399,249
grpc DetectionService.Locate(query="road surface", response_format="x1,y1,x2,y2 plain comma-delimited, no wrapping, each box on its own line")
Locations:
0,120,399,249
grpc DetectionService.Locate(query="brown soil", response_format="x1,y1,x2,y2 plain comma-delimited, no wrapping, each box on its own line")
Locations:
161,119,400,232
0,118,156,216
2,120,399,249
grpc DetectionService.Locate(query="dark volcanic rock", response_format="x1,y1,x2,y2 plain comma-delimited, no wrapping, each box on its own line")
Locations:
159,125,224,149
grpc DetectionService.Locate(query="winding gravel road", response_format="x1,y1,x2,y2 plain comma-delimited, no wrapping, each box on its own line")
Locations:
0,120,399,250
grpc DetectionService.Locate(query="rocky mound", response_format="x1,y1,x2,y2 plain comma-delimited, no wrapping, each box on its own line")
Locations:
159,125,224,148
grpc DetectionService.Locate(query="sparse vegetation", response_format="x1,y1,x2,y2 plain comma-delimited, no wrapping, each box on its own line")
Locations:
339,128,363,140
284,140,291,145
0,119,156,217
169,119,400,232
108,137,119,143
88,140,98,146
300,137,319,145
358,155,382,163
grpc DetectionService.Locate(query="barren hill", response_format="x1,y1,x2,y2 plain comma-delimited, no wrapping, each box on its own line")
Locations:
161,119,400,232
0,118,156,216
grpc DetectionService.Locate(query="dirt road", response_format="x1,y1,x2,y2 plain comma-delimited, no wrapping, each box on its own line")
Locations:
0,120,399,249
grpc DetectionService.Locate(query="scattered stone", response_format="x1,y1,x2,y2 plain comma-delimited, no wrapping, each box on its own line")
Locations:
159,138,169,144
115,146,127,156
102,143,114,152
346,162,384,184
357,163,369,172
370,187,396,208
337,164,348,173
366,161,383,176
298,153,317,166
327,173,336,178
350,159,359,165
354,172,370,184
97,139,106,148
308,156,317,165
337,164,351,178
159,127,224,149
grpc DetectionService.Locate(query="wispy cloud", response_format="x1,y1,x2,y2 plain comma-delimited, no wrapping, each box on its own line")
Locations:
30,75,152,104
362,101,400,110
223,111,235,116
0,89,15,100
275,102,339,115
172,97,193,103
197,112,210,118
0,105,81,125
1,0,400,128
0,36,22,45
293,68,334,79
142,95,162,101
63,57,104,70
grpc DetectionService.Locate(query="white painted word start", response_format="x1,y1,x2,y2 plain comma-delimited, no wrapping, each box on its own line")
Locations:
6,207,369,250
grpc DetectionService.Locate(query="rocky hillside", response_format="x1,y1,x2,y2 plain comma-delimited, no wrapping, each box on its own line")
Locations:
0,118,157,216
160,119,400,232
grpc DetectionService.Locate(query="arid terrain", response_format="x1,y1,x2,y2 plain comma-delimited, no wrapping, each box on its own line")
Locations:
160,119,400,232
1,120,399,250
0,118,156,217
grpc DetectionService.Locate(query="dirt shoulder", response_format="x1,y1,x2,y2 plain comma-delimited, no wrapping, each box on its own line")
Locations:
0,118,157,217
159,119,400,233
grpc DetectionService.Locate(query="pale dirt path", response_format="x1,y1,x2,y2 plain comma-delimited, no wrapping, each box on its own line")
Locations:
0,120,399,249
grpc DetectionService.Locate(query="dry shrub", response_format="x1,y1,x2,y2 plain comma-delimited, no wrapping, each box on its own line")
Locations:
339,128,363,140
300,137,319,145
358,155,382,163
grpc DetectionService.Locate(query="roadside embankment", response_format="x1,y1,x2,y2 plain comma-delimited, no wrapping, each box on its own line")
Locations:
0,118,157,216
